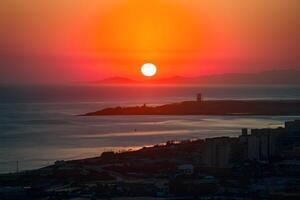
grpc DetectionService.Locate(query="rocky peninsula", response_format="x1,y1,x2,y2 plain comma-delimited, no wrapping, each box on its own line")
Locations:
82,99,300,116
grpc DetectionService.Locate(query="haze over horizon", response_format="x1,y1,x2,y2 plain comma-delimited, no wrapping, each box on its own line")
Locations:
0,0,299,85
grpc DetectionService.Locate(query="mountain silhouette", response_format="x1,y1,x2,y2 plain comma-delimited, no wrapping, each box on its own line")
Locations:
90,69,300,85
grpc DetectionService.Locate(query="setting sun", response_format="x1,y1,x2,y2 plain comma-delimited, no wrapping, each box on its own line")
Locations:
141,63,157,77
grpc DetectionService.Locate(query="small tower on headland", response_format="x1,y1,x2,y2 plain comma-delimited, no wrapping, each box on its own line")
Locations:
197,93,202,102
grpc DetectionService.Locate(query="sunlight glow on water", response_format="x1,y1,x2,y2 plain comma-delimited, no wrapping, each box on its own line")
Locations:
1,85,300,173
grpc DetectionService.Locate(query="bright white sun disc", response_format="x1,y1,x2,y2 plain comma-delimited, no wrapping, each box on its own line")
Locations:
141,63,157,77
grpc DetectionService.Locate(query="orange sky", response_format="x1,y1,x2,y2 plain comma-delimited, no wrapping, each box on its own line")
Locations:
0,0,299,84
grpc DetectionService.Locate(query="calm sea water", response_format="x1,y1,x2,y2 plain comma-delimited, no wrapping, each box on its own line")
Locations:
1,85,300,173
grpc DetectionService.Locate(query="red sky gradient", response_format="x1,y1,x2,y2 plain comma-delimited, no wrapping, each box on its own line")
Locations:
0,0,299,84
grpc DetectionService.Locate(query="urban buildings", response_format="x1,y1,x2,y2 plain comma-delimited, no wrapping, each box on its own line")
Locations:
1,120,299,199
202,137,237,168
202,120,300,168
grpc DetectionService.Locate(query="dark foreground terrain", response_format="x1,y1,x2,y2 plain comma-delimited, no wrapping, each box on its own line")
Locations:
1,120,300,199
82,100,300,116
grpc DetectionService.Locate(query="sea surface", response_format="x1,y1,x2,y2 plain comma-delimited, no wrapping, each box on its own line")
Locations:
1,85,300,173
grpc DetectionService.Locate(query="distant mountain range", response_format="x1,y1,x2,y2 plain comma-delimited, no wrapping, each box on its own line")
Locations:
90,69,300,85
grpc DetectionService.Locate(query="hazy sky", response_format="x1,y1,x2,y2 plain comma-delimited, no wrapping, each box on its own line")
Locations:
0,0,299,84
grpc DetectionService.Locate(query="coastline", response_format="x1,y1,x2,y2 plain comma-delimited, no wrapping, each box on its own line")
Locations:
82,99,300,116
1,120,300,199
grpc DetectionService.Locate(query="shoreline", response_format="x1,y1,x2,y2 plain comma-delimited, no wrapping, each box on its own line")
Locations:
1,120,300,199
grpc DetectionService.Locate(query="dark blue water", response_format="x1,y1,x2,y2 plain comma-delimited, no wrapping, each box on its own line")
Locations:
1,85,300,173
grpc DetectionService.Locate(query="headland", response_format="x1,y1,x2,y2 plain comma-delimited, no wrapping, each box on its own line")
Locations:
82,94,300,116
